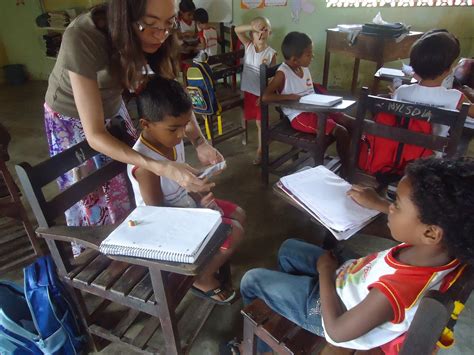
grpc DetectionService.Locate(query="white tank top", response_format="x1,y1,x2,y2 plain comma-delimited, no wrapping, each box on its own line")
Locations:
241,43,277,96
199,27,218,56
179,19,195,34
127,136,197,208
393,84,464,137
277,62,315,121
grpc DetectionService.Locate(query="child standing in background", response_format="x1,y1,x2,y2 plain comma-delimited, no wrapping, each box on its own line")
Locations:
262,32,350,174
235,17,277,165
178,0,197,44
194,8,218,57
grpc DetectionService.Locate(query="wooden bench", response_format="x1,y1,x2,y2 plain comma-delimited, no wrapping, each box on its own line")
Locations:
15,137,231,354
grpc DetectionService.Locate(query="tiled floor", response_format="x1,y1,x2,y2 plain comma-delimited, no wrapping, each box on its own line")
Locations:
0,81,472,354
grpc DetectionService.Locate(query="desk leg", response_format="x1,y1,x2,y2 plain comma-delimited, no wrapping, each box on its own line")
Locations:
371,61,384,94
150,267,182,355
315,113,327,166
351,58,360,96
323,50,330,89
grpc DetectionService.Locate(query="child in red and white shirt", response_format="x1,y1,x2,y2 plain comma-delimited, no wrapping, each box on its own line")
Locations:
194,8,218,57
263,31,350,174
177,0,197,44
235,17,277,165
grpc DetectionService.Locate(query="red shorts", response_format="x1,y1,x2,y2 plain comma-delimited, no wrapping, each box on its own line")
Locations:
243,92,261,121
290,112,338,135
214,199,239,250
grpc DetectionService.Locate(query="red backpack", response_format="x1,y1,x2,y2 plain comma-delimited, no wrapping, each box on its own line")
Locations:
358,112,434,183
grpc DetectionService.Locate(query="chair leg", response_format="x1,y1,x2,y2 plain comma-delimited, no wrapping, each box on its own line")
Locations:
150,267,183,355
242,317,258,355
261,140,269,186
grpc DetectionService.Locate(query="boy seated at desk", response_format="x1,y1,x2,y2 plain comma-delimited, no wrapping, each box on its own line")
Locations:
262,31,350,175
127,76,245,305
392,30,474,125
239,156,473,354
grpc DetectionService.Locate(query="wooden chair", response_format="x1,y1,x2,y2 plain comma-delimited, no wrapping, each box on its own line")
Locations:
347,87,469,187
0,123,42,273
260,64,338,185
241,265,473,355
15,138,231,354
189,49,247,146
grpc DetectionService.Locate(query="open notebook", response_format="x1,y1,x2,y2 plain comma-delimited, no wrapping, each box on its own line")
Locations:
278,166,380,240
299,93,343,107
100,206,222,263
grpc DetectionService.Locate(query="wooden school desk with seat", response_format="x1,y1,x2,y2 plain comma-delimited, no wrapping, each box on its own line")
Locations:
322,28,423,95
16,135,232,355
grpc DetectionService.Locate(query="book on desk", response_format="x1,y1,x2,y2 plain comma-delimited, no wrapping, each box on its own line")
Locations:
100,206,222,263
299,93,343,107
277,166,380,240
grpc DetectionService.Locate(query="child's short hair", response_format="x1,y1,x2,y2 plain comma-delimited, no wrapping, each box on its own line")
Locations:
137,76,192,122
193,8,209,24
281,32,312,60
410,30,460,80
405,157,474,264
179,0,196,12
251,16,271,27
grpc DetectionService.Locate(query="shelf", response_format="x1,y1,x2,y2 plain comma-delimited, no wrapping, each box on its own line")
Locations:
37,26,67,32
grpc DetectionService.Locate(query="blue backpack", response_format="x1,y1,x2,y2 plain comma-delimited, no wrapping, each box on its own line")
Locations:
0,255,86,354
186,60,223,139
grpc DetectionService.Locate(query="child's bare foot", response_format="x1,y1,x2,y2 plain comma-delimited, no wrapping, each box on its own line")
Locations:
253,149,262,165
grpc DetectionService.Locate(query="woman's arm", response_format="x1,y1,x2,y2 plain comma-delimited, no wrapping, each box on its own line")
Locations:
262,71,300,103
69,71,214,192
185,111,224,165
317,252,394,343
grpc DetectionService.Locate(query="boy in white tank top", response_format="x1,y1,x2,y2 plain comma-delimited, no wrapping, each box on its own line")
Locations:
235,17,277,165
127,77,245,305
194,8,218,56
262,32,351,175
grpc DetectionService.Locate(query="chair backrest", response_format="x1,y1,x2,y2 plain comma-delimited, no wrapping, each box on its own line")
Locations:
15,139,128,229
219,23,240,54
259,63,281,126
348,87,469,182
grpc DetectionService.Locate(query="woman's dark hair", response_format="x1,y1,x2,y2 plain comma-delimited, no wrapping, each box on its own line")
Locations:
92,1,179,90
179,0,196,13
193,8,209,24
410,30,460,81
281,32,312,60
137,76,192,122
405,157,474,265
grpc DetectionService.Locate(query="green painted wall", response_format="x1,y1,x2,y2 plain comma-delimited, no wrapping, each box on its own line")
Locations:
232,1,474,90
0,39,8,83
0,0,472,89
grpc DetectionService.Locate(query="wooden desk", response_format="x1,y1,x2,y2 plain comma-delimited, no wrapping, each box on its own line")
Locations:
268,100,356,166
322,29,423,95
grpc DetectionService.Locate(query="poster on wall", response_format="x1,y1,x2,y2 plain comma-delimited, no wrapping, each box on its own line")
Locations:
265,0,288,5
241,0,265,9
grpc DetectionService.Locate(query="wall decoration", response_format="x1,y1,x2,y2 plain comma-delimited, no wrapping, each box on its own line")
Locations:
241,0,265,9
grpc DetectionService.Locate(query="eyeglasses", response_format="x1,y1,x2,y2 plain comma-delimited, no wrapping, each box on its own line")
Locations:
136,18,178,36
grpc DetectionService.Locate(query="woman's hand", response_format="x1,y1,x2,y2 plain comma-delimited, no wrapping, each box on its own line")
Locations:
149,160,215,193
317,251,339,275
347,185,389,213
196,141,224,165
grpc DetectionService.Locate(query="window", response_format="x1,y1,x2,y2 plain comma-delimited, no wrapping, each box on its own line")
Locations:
326,0,472,8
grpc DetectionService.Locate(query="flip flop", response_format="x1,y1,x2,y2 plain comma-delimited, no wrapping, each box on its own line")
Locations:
190,285,236,305
252,154,262,166
219,338,241,355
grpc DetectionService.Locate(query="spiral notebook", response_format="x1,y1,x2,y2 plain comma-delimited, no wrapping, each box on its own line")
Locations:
100,206,222,263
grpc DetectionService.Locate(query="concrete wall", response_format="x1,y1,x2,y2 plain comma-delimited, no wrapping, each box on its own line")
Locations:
0,0,472,89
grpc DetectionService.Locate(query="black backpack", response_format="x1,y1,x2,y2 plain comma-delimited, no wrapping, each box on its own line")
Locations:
361,23,407,38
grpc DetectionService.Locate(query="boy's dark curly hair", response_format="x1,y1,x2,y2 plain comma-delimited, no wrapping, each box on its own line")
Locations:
405,157,474,264
193,8,209,24
281,32,312,60
410,30,460,81
137,76,192,122
179,0,196,13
